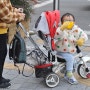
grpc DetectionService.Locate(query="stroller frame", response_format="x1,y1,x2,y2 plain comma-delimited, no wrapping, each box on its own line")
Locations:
16,20,90,87
16,22,60,88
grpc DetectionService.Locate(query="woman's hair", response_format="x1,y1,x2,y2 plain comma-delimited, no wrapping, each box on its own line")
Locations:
61,13,75,23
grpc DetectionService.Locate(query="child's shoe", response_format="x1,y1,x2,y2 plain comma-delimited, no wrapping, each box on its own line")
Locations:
64,75,78,85
64,71,78,85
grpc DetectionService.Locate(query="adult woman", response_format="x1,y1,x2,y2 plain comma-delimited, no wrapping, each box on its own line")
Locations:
0,0,25,88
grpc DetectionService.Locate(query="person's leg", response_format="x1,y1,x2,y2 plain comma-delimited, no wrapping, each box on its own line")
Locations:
57,52,74,71
0,34,7,79
57,52,78,84
0,34,11,88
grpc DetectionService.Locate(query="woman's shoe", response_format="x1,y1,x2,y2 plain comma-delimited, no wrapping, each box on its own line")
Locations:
0,82,11,88
1,77,10,83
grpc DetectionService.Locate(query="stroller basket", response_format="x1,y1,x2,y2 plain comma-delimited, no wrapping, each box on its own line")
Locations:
35,63,53,78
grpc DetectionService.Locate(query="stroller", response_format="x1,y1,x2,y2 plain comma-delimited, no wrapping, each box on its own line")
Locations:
10,10,90,88
34,10,61,87
12,10,61,88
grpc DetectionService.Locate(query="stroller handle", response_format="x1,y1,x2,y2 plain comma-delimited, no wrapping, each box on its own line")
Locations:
16,22,45,50
16,22,29,37
76,45,81,53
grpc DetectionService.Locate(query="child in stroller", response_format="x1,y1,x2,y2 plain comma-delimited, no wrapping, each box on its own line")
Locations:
54,13,88,84
35,11,88,85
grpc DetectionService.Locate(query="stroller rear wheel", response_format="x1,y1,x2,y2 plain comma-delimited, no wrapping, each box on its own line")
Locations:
45,72,59,88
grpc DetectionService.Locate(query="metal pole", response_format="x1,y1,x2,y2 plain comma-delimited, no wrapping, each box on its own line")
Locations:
53,0,60,10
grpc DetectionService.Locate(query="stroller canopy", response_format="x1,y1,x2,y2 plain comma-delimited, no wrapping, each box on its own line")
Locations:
35,10,60,50
45,10,60,50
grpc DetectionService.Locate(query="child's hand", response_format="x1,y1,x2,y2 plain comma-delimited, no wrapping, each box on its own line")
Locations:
76,38,85,46
60,21,74,30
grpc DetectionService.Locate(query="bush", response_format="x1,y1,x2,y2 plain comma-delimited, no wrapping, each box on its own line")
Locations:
10,0,34,20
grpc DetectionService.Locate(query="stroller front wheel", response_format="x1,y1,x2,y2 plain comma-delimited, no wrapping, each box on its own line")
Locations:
45,72,60,88
77,64,89,79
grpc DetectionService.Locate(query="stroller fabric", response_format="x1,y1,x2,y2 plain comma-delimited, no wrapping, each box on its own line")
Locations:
45,10,60,50
35,10,60,50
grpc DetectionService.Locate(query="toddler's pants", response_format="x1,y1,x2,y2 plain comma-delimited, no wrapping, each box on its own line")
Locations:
57,52,74,71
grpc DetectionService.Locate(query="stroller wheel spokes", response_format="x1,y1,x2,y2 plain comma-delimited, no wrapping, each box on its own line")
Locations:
77,63,90,79
45,72,59,88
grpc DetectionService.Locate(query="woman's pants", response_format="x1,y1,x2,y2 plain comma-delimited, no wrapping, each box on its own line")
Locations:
57,52,74,71
0,34,7,79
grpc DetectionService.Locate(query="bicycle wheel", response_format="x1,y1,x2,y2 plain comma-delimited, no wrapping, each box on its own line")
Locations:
45,72,59,88
77,64,90,79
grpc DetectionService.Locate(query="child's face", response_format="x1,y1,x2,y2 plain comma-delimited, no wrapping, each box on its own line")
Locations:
62,15,75,24
62,15,75,30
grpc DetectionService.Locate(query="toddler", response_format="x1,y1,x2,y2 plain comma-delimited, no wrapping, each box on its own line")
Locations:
55,13,88,84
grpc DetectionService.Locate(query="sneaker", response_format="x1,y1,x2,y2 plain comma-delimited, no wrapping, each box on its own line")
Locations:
0,82,11,88
1,77,10,83
64,75,78,85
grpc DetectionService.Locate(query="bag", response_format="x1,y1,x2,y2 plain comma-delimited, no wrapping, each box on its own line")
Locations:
9,31,26,63
9,26,33,77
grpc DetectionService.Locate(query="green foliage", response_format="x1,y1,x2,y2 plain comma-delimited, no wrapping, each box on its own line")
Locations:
10,0,33,20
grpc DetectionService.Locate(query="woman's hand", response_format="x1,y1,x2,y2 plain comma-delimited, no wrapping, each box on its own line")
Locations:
18,8,24,13
14,8,23,13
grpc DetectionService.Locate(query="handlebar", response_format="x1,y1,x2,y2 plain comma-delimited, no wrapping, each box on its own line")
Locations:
16,22,31,38
76,45,81,53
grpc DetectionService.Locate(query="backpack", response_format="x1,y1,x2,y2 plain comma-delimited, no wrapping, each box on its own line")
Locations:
9,31,26,63
9,31,27,74
9,24,33,77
